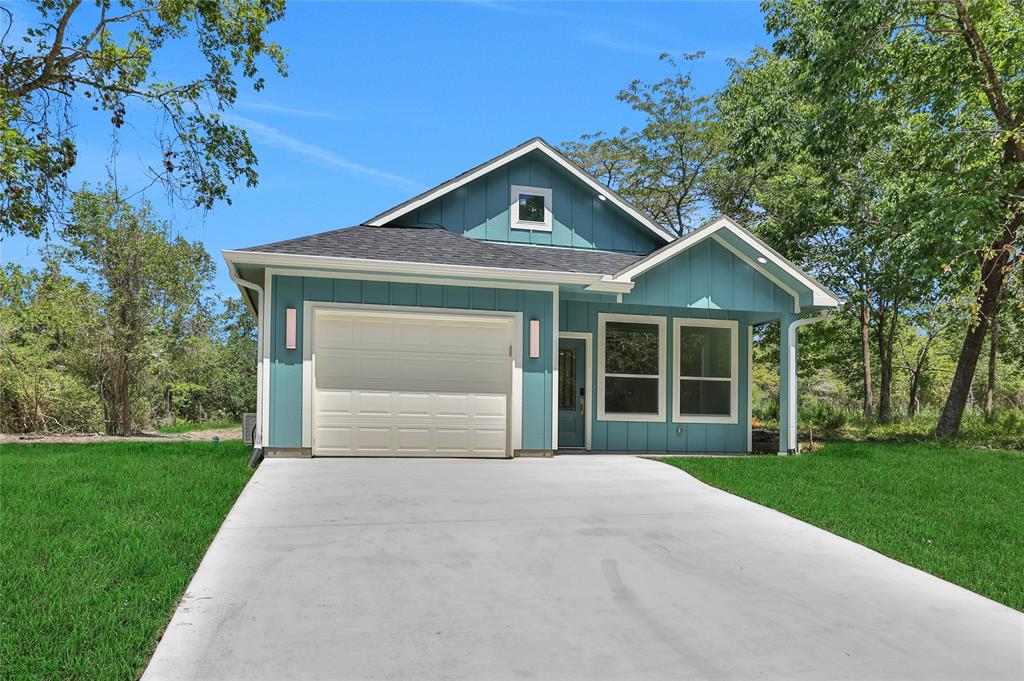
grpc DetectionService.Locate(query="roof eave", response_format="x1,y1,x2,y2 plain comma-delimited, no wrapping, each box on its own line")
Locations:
222,249,635,293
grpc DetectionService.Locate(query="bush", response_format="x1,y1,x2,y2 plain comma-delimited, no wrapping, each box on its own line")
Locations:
802,400,847,434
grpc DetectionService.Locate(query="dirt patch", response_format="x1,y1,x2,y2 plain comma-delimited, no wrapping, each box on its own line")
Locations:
1,427,243,445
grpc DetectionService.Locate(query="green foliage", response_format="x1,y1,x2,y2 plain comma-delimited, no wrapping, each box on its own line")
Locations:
0,0,288,237
1,189,256,434
0,441,253,679
659,442,1024,611
562,53,725,235
0,263,103,432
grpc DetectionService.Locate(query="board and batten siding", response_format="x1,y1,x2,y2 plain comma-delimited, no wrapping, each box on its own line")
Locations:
387,150,663,255
268,274,553,450
560,299,753,453
622,237,796,314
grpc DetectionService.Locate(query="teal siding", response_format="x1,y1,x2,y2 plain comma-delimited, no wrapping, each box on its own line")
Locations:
622,238,795,314
269,275,553,450
560,300,752,453
388,150,663,255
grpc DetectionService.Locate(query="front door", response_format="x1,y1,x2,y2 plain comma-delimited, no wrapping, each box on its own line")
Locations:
557,338,586,449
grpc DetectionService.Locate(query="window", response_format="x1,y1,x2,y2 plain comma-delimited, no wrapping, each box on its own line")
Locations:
510,185,553,232
673,318,738,424
558,347,576,409
597,313,666,422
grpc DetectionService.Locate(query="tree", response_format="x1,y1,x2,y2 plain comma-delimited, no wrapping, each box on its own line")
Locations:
714,48,943,423
51,187,213,434
563,54,723,235
0,0,287,238
762,0,1024,438
0,261,103,431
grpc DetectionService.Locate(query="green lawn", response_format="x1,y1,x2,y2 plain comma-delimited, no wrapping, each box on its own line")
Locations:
1,441,253,680
157,419,240,434
659,442,1023,611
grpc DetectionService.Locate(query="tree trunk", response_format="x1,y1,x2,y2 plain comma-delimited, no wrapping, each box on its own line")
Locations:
860,301,875,419
936,213,1017,438
875,299,899,424
907,334,932,418
984,297,999,424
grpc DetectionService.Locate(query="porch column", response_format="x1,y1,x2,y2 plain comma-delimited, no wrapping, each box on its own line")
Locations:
778,313,798,455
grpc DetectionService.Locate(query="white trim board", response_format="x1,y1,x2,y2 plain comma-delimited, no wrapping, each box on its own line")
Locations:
747,323,754,453
365,138,676,244
558,331,593,451
596,312,667,423
551,288,559,450
224,249,633,294
671,318,739,425
301,302,523,457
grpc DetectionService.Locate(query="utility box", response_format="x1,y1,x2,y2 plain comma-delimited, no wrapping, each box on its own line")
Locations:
242,413,257,445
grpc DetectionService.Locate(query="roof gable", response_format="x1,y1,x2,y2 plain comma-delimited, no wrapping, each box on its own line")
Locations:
614,216,842,310
367,138,674,254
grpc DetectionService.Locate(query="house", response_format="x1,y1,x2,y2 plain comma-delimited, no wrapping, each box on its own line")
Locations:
225,138,842,458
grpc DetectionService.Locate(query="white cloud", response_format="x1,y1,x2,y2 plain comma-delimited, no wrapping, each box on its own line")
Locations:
228,114,425,192
235,100,355,121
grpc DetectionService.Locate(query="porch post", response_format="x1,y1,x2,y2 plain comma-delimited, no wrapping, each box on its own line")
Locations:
778,314,798,455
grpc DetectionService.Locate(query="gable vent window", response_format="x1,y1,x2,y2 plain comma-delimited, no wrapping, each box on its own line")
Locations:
510,185,553,232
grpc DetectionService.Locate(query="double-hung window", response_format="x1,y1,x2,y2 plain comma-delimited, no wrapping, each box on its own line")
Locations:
673,318,738,423
597,313,666,422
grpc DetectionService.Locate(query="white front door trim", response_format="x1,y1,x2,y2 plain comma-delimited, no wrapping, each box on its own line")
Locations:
558,331,592,451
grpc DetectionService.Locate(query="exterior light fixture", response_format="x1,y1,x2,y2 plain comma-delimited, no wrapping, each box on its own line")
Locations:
529,319,541,358
757,256,768,264
597,194,607,201
285,308,297,349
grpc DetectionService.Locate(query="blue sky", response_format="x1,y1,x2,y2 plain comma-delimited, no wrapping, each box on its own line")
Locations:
1,1,769,299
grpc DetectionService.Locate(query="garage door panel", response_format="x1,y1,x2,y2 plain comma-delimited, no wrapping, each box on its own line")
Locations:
313,311,511,457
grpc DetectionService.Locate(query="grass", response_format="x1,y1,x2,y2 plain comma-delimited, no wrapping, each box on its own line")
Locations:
157,419,240,434
837,409,1024,451
1,441,253,680
659,442,1024,611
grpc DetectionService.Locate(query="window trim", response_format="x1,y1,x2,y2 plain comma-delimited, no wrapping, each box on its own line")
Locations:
672,318,739,424
509,184,553,232
597,312,666,422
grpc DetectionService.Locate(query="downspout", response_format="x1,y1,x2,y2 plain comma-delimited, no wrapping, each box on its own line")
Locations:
784,311,829,454
228,265,266,468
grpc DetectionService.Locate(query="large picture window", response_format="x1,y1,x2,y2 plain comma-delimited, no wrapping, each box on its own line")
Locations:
673,318,738,424
598,313,666,422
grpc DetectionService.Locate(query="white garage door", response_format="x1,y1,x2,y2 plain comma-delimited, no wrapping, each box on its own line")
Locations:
313,309,512,457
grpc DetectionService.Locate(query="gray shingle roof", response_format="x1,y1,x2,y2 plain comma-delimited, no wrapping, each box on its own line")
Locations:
240,225,643,276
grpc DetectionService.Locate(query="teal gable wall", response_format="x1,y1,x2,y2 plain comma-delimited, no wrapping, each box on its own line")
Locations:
387,150,664,255
560,299,752,453
622,238,795,314
268,274,553,450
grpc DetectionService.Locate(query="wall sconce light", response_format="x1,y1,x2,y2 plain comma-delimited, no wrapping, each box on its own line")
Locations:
529,319,541,358
757,256,768,264
285,308,297,350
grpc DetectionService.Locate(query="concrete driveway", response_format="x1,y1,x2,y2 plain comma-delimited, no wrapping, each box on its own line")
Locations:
142,456,1023,681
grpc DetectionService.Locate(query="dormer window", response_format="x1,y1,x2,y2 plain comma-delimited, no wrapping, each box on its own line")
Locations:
510,185,553,232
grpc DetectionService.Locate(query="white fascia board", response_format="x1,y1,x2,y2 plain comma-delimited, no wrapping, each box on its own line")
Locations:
612,216,842,309
222,249,635,292
366,138,675,244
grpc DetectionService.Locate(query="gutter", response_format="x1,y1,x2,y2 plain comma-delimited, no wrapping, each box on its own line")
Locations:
783,311,829,454
227,263,266,467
